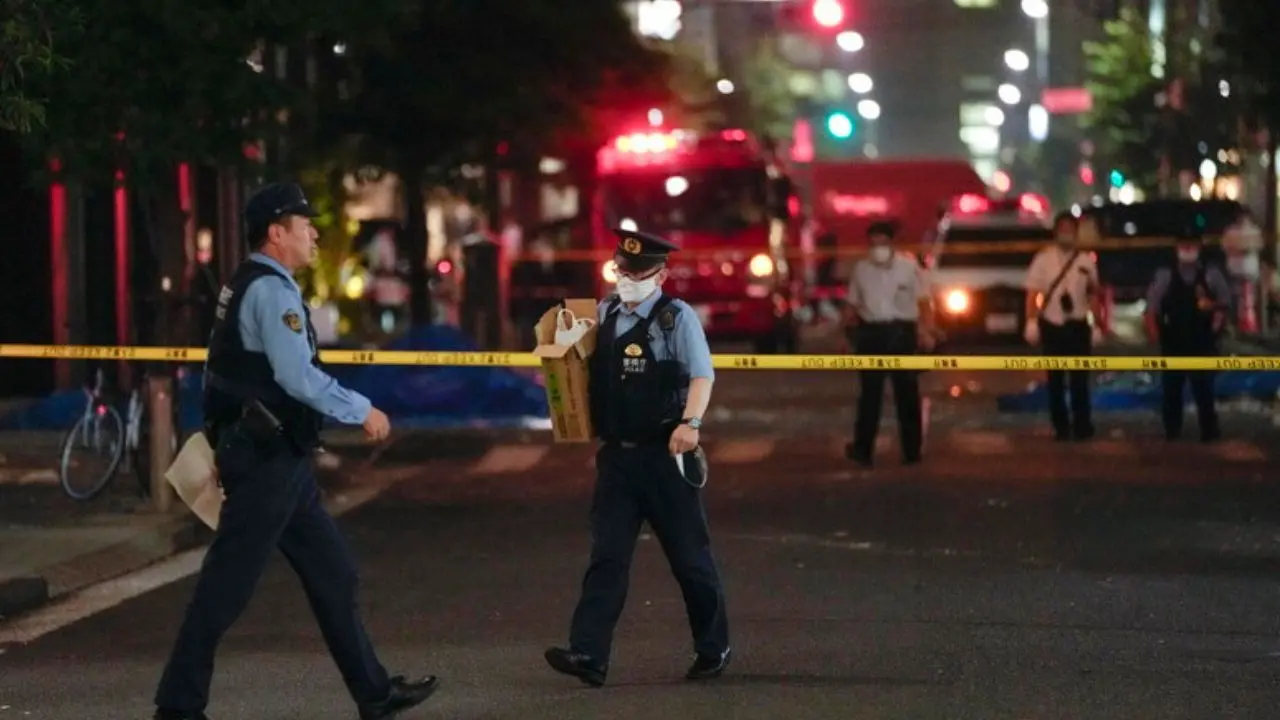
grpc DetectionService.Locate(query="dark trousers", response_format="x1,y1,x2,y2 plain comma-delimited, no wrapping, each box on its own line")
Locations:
852,321,921,461
1161,341,1220,440
569,443,729,663
155,427,390,713
1040,318,1093,439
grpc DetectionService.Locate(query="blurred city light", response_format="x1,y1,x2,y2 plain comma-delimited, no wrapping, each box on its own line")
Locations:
997,83,1021,105
1020,0,1049,19
856,99,881,120
812,0,844,28
826,111,854,139
847,72,873,94
1004,49,1030,72
836,30,864,52
716,78,735,94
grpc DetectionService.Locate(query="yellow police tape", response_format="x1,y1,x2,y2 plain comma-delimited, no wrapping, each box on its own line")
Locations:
2,343,1279,372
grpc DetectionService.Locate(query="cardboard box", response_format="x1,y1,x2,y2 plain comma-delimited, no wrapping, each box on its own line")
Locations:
532,299,599,442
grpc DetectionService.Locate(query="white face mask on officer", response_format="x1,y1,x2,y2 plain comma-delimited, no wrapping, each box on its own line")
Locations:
870,245,893,264
1177,247,1199,264
616,270,663,303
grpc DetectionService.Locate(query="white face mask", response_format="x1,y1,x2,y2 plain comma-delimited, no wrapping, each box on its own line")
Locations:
870,246,893,264
616,275,658,303
1177,249,1199,264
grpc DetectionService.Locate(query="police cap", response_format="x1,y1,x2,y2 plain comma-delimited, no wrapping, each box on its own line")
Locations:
612,227,678,274
244,182,319,229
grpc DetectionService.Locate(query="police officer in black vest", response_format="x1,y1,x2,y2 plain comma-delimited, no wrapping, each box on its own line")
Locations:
545,228,731,686
1144,236,1230,442
152,183,437,720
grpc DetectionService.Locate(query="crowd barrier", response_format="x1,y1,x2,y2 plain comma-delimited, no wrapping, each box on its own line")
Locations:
2,343,1278,372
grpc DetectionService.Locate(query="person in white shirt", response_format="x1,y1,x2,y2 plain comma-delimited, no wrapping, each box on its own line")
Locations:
843,221,935,466
1024,212,1103,441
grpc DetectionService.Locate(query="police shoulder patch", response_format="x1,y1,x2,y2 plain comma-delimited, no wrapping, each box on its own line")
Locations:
282,310,304,333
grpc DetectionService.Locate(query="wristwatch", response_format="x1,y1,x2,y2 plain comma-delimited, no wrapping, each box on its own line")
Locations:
681,416,702,430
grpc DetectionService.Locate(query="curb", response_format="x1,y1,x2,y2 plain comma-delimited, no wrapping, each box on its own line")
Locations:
0,463,359,625
0,514,208,621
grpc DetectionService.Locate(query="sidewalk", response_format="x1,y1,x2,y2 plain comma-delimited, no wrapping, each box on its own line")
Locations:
0,429,376,622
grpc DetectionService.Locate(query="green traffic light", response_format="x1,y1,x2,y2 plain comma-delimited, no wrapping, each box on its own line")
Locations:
826,111,854,139
1109,169,1124,187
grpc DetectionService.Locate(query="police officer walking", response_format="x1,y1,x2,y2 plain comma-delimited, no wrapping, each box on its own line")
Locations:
152,183,438,720
545,228,731,686
1144,236,1230,442
1024,212,1103,441
843,221,935,467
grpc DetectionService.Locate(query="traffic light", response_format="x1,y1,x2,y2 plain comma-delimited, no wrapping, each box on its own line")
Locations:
1078,164,1095,186
826,110,854,139
812,0,845,28
1109,169,1124,188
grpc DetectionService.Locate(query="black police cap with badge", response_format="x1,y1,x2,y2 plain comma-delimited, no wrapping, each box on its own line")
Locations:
612,227,679,275
244,182,320,231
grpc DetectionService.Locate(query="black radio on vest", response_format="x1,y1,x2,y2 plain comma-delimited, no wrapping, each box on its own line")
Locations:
203,261,324,452
587,295,689,443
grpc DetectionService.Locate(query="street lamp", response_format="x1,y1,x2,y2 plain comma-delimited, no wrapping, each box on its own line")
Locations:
856,99,881,120
836,30,864,52
847,72,873,94
997,83,1021,105
716,78,735,94
1004,49,1030,72
1020,0,1048,19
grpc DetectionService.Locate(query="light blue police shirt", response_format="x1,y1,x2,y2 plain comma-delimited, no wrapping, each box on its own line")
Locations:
234,253,372,425
597,291,715,382
1145,263,1232,312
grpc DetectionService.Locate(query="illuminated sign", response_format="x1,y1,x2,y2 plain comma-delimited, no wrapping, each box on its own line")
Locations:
1040,87,1092,114
823,191,896,217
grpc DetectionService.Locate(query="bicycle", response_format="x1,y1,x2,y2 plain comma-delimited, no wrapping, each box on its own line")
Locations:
58,366,180,501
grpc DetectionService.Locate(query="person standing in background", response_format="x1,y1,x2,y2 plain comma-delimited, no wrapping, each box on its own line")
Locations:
1024,212,1103,442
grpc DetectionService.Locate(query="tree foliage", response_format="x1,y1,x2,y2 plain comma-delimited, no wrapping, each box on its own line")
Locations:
1215,0,1280,233
738,39,798,143
1082,5,1164,191
0,0,81,133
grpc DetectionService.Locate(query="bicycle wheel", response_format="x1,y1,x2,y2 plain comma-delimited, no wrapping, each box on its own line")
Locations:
59,406,126,501
130,397,179,498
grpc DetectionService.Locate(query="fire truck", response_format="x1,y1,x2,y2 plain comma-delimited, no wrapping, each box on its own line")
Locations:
592,128,803,353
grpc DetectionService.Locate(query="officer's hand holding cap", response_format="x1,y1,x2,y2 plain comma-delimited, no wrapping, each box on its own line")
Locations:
244,182,320,228
612,227,679,274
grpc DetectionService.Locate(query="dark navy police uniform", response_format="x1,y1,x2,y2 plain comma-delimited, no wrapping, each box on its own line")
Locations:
1147,244,1229,442
153,183,436,720
545,228,730,687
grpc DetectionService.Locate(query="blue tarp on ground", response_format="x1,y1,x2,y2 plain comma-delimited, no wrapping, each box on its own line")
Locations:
996,370,1280,413
0,325,549,432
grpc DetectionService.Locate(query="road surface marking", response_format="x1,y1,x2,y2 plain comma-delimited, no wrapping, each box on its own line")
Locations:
469,445,549,475
1089,440,1140,457
0,467,404,646
1209,440,1266,463
950,431,1013,455
710,438,776,465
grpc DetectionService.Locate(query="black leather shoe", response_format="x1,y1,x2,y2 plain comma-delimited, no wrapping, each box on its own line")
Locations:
153,710,209,720
685,648,731,680
358,675,439,720
544,647,607,687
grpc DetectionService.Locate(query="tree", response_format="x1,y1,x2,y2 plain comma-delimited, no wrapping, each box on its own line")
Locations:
325,0,675,325
737,38,798,144
1082,5,1165,192
1216,0,1280,237
18,0,405,344
0,0,81,132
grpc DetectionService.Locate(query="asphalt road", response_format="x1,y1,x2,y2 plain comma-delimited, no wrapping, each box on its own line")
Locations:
4,360,1280,719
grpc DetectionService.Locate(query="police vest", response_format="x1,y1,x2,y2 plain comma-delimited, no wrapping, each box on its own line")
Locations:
203,260,324,451
588,295,690,444
1158,264,1217,352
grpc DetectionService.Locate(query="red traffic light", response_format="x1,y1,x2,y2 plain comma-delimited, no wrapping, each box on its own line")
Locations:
812,0,844,28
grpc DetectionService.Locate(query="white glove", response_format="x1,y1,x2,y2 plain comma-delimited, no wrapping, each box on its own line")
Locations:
1023,321,1040,346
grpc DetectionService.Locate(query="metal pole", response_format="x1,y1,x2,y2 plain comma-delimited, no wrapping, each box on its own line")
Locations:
148,373,176,512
